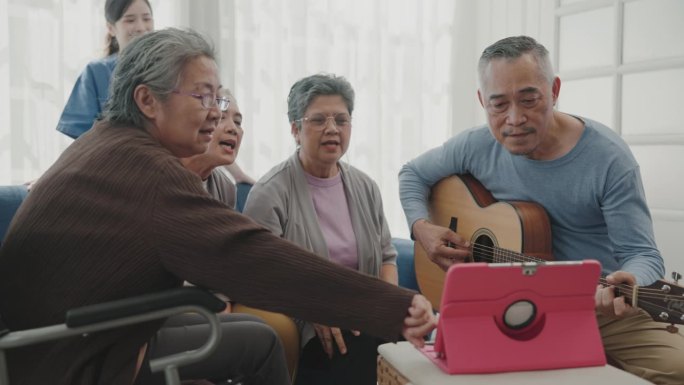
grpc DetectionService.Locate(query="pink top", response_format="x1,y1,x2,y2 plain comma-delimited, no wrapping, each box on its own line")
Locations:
305,171,359,270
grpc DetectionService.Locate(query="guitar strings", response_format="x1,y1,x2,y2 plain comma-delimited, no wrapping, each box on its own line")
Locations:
463,243,684,320
467,243,683,298
468,245,683,316
469,243,674,295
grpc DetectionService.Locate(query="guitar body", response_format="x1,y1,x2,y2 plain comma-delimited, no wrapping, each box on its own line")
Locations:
414,174,554,309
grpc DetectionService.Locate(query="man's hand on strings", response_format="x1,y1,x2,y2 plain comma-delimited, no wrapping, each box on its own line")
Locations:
412,219,470,271
595,270,639,318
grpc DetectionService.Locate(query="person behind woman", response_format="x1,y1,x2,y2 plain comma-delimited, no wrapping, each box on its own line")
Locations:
181,90,301,381
0,28,435,385
56,0,153,139
53,0,255,185
243,73,399,385
181,88,242,210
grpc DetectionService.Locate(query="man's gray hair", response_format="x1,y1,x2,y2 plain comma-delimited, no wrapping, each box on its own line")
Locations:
478,35,554,86
104,28,216,128
287,73,355,130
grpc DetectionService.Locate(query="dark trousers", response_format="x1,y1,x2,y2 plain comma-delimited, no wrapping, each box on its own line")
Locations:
135,313,290,385
293,330,383,385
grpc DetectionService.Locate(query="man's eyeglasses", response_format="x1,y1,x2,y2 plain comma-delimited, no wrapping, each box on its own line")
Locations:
296,113,352,129
172,90,230,112
486,94,542,114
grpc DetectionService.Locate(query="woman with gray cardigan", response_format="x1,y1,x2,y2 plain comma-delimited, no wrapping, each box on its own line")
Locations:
243,73,398,385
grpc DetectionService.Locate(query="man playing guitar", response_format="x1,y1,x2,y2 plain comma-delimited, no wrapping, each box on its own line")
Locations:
399,35,684,384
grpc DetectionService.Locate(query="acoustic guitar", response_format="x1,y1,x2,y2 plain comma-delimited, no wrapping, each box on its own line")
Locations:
414,174,553,310
414,174,684,328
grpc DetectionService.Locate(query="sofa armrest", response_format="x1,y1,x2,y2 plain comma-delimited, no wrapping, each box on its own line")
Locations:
391,238,420,292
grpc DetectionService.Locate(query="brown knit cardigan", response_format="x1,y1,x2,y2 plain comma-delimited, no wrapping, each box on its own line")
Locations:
0,121,414,385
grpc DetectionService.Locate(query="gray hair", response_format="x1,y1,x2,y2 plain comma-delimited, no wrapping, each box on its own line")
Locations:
104,28,216,128
287,73,355,130
478,36,554,86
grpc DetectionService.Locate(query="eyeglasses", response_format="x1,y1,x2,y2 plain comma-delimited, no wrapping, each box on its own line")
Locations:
296,113,352,129
172,90,230,112
486,95,542,114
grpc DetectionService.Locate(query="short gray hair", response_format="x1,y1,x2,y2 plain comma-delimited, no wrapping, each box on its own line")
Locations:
478,36,554,86
287,74,355,130
104,28,216,128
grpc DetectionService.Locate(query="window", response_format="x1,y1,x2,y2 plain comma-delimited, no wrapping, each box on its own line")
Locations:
0,0,182,184
555,0,684,277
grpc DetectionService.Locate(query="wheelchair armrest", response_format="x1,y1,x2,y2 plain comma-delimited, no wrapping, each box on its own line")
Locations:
1,287,227,385
66,287,226,328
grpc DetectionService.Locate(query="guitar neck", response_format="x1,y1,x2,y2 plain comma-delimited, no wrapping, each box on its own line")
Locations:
598,276,684,326
476,247,684,326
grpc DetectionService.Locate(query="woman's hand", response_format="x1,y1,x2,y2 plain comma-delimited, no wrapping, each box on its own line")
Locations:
313,323,360,358
402,294,437,348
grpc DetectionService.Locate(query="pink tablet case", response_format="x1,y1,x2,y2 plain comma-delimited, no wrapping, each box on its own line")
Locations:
421,261,606,374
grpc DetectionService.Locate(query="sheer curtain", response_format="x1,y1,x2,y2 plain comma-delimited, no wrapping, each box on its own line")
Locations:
0,0,183,184
219,0,472,237
1,0,479,238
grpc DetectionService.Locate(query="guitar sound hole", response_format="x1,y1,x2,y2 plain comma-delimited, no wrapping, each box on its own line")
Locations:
472,235,494,263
